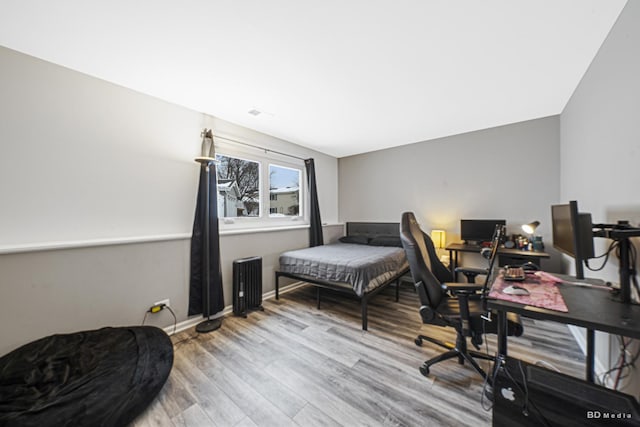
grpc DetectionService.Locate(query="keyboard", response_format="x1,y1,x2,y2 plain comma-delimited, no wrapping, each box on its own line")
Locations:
504,266,526,281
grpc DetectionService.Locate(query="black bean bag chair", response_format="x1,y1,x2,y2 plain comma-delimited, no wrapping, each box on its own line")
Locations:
0,326,173,427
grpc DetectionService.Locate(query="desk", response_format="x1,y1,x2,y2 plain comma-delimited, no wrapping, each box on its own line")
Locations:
487,273,640,383
446,242,550,280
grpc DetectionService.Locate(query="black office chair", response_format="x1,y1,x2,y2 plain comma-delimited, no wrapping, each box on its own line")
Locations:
400,212,523,379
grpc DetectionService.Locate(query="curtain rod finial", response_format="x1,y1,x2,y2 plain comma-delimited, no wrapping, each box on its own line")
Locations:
200,128,213,138
200,128,215,158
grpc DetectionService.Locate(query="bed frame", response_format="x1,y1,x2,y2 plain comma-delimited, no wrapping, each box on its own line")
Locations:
274,222,409,330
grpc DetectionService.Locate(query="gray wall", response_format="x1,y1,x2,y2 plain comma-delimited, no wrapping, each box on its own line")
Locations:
560,0,640,394
0,224,344,356
339,116,561,269
0,46,340,355
0,46,338,246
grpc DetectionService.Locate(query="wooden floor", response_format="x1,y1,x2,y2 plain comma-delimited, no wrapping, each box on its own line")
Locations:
133,283,585,427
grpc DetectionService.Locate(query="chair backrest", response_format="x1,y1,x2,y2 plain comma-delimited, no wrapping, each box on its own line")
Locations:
420,230,454,283
400,212,446,308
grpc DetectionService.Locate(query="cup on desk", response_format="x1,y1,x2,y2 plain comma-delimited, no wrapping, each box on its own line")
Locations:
532,236,544,251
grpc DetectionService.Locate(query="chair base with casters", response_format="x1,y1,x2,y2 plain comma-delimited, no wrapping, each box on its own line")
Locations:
412,280,501,380
411,279,523,381
414,326,495,379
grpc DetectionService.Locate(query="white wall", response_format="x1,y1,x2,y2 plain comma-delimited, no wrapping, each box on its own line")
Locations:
339,116,561,270
0,46,339,355
560,0,640,395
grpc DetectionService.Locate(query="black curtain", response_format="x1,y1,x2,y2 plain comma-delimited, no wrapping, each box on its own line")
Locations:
305,158,323,247
188,163,224,317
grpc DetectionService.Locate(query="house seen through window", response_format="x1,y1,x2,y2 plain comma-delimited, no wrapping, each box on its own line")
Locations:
269,164,300,217
214,153,303,223
215,154,259,217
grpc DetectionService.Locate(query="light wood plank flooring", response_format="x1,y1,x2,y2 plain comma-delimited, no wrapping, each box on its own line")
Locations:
133,283,585,427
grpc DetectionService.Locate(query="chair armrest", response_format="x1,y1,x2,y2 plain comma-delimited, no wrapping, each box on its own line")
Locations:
454,267,488,276
447,286,476,336
443,282,484,292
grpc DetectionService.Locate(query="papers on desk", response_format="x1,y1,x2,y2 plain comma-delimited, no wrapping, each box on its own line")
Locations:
489,271,569,312
533,271,612,290
532,270,564,283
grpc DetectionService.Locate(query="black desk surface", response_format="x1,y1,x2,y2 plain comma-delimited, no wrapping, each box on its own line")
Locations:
487,275,640,339
446,242,550,259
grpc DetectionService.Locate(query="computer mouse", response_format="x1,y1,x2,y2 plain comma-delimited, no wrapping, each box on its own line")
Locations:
503,285,530,296
521,262,539,272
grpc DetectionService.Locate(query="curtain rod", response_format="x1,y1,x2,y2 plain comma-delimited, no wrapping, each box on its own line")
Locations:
202,130,307,162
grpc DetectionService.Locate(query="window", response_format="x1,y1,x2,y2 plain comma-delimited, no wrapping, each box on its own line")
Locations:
215,154,260,218
213,142,306,229
269,164,301,217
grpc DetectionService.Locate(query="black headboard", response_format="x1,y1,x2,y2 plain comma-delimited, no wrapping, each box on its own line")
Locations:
346,222,400,238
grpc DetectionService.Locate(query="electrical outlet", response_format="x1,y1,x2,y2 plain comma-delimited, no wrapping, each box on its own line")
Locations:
154,299,170,308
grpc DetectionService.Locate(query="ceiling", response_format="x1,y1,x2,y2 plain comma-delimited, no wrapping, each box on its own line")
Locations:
0,1,627,158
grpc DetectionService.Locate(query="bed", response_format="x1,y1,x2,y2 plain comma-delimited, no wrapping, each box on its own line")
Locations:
275,222,409,330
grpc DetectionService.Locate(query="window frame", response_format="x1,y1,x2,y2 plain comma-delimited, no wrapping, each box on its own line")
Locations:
213,140,308,231
268,163,303,219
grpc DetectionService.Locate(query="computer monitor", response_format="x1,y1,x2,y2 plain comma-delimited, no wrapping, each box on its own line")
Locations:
551,201,595,280
461,219,506,245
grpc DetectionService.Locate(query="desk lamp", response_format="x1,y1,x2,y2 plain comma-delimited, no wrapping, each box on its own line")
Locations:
522,221,543,251
521,221,540,235
431,229,446,249
431,229,448,264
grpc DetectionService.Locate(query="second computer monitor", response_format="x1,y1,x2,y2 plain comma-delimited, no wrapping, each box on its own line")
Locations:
551,200,595,280
461,219,506,245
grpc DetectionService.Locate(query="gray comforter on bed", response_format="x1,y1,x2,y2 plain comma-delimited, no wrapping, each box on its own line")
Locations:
279,242,408,297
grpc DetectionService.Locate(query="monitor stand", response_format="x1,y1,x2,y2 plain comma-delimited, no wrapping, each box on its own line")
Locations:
593,224,640,305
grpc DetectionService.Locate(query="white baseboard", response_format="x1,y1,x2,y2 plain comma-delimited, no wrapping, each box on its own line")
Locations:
262,280,306,300
163,281,307,336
